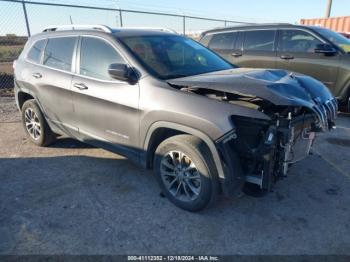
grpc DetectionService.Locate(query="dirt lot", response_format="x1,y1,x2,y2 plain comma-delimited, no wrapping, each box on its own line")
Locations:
0,62,14,75
0,96,350,255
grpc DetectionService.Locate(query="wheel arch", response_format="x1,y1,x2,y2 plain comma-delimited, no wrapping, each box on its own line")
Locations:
143,121,225,180
17,91,35,109
16,88,47,118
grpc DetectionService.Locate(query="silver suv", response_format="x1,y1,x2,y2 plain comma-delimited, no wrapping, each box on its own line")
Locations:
14,25,337,211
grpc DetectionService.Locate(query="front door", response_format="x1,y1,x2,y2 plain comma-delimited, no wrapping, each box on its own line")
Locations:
275,29,340,91
71,36,140,159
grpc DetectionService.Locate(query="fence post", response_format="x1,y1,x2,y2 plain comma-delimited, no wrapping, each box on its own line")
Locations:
224,20,227,27
183,16,186,36
22,0,31,36
119,9,123,27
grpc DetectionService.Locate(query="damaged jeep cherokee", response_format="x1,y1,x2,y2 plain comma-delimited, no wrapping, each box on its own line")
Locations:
14,25,337,211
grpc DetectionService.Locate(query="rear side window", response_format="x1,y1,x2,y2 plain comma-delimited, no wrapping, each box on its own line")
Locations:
199,34,212,47
243,30,276,51
79,37,124,81
27,39,46,63
235,32,244,50
43,37,76,71
209,32,237,50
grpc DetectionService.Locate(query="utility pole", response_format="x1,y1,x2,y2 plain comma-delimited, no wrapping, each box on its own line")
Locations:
22,0,31,37
325,0,332,18
119,9,123,27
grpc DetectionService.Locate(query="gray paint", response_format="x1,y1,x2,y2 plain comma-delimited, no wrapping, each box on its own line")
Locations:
14,28,337,195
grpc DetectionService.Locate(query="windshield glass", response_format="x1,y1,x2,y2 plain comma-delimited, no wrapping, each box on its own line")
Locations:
119,35,234,79
314,27,350,53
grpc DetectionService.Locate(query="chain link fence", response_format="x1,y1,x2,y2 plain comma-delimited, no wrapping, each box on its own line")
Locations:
0,0,251,93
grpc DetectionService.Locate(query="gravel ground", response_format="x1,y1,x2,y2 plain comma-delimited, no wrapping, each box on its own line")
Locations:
0,93,20,123
0,96,349,255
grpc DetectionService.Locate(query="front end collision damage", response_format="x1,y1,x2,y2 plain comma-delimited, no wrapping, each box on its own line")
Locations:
167,68,337,194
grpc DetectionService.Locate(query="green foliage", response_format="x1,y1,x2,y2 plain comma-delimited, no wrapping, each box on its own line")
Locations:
0,35,27,62
0,45,23,62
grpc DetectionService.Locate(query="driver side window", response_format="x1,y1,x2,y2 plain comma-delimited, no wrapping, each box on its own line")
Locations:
80,36,124,81
279,30,323,53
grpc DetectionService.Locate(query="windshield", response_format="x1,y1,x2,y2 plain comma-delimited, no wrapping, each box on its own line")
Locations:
314,27,350,53
119,35,234,79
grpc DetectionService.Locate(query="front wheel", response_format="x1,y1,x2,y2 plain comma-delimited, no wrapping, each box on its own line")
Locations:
21,99,56,146
154,135,219,211
339,96,350,112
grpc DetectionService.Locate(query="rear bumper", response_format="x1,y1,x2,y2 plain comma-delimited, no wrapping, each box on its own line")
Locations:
14,79,21,110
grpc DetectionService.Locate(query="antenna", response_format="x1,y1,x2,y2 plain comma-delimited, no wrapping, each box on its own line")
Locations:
69,16,74,30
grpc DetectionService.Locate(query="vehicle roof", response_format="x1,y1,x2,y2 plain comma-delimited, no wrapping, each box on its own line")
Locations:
31,28,176,40
201,23,322,35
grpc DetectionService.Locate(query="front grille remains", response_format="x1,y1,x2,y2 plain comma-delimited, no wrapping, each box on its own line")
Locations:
313,98,337,131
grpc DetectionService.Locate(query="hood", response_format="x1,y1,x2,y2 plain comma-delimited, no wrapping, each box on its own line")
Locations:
167,68,334,108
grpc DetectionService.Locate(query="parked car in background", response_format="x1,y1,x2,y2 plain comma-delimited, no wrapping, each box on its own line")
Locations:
200,24,350,111
300,16,350,40
14,25,336,211
341,33,350,39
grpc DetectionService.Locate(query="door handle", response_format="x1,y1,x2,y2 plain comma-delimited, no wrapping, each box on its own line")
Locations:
231,52,242,57
280,55,294,60
32,73,42,79
74,83,88,90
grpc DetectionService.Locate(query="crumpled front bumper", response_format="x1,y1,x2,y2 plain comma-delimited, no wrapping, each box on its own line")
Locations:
312,97,338,131
215,129,245,197
214,96,338,197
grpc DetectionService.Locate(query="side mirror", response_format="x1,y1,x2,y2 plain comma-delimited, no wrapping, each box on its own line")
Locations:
108,63,139,84
314,43,337,55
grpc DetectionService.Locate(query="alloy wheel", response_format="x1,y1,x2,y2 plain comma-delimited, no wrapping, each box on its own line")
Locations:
24,108,41,140
160,150,201,202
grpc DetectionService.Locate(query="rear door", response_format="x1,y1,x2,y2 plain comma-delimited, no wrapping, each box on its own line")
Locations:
275,28,340,90
231,29,277,68
29,36,77,132
71,35,140,159
207,31,237,62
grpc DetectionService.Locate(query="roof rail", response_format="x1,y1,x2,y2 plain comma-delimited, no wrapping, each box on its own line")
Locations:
121,27,178,34
42,25,178,34
42,24,112,33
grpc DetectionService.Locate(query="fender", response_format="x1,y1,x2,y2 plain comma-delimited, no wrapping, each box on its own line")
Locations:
15,85,74,136
15,84,37,110
143,121,226,180
15,82,48,116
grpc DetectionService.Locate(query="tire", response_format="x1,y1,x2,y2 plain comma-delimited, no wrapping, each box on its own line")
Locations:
21,99,56,146
338,96,350,112
154,134,219,211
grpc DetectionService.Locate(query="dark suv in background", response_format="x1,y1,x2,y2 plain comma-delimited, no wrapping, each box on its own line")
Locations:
200,24,350,110
14,25,336,211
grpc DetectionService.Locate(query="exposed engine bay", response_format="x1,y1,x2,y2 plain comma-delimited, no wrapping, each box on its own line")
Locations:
168,68,337,192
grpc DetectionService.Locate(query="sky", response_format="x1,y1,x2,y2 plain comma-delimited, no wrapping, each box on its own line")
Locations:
1,0,350,35
113,0,350,23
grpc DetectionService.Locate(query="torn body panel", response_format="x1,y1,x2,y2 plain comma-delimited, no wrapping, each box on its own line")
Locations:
168,68,337,193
